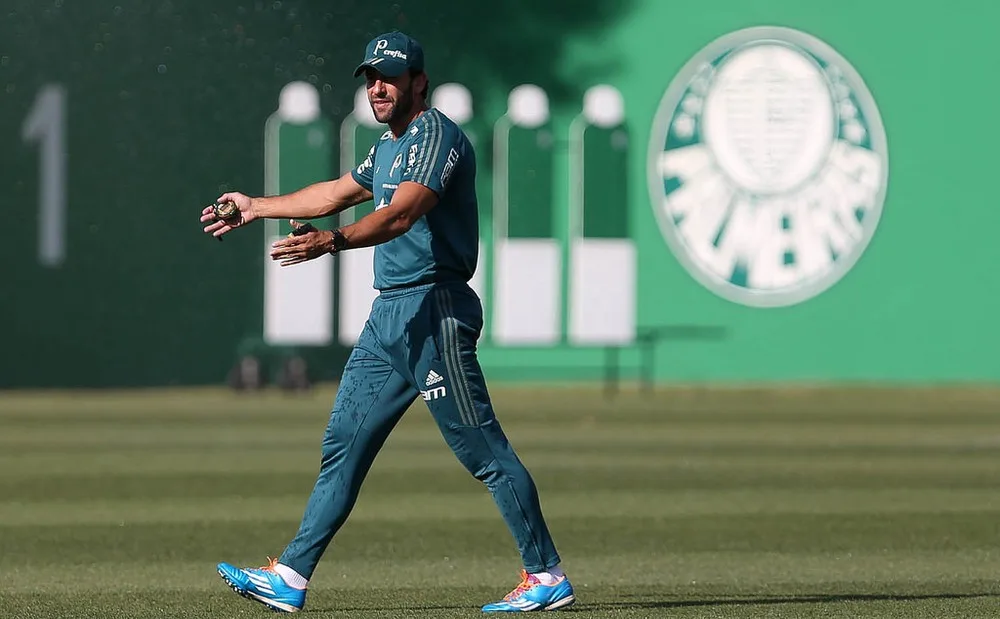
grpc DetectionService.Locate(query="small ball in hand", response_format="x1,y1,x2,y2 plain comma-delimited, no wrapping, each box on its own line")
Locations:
213,201,240,222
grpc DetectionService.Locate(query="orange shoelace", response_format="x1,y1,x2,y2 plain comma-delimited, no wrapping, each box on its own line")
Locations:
503,570,537,601
257,556,280,572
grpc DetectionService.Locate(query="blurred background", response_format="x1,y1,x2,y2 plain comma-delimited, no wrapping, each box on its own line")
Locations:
2,0,997,390
2,1,999,618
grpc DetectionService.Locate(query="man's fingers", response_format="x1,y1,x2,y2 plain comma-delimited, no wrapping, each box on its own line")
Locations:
270,245,297,259
271,245,314,262
203,196,247,240
272,236,305,249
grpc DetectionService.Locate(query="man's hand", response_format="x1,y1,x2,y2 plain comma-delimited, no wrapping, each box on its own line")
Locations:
201,191,258,239
270,220,335,267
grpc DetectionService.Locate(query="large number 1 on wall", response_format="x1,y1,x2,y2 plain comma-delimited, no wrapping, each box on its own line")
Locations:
21,84,67,268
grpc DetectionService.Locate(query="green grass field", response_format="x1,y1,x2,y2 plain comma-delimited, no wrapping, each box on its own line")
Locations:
1,384,999,618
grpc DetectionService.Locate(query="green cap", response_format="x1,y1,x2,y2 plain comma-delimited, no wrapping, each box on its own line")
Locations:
353,31,425,78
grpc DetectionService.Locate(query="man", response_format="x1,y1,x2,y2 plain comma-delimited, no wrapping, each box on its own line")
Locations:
202,31,574,614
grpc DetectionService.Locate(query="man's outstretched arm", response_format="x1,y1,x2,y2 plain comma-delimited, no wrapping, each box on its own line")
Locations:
202,170,374,239
249,171,374,220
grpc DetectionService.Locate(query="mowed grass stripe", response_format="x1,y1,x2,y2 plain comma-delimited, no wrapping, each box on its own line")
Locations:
4,551,1000,595
3,488,1000,527
5,512,1000,568
2,384,998,415
7,406,1000,426
4,450,1000,481
4,460,1000,502
9,590,1000,619
6,437,1000,459
4,420,1000,448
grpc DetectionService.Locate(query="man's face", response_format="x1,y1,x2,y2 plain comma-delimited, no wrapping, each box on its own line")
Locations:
365,68,415,124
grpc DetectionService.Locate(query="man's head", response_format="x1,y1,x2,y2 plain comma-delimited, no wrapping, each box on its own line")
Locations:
354,31,429,124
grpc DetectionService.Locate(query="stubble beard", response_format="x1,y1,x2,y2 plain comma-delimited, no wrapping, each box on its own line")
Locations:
372,87,414,125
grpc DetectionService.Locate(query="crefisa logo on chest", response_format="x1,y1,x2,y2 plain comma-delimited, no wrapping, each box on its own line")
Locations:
647,26,889,307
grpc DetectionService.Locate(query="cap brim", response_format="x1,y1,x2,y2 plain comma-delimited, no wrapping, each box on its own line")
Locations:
353,58,409,78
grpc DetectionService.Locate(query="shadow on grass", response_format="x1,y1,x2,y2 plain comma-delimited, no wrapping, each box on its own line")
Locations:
562,591,1000,611
307,591,1000,613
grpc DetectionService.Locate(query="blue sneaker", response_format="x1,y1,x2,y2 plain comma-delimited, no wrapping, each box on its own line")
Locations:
482,569,575,612
217,557,306,613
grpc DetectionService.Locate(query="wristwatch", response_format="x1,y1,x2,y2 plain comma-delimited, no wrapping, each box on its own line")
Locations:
329,228,349,254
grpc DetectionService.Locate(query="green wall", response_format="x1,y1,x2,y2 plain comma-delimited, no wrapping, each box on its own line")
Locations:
629,0,999,382
481,0,1000,383
0,0,629,388
2,0,996,387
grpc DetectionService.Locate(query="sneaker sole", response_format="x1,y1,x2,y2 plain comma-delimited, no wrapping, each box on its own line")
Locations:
217,568,301,613
544,595,576,611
